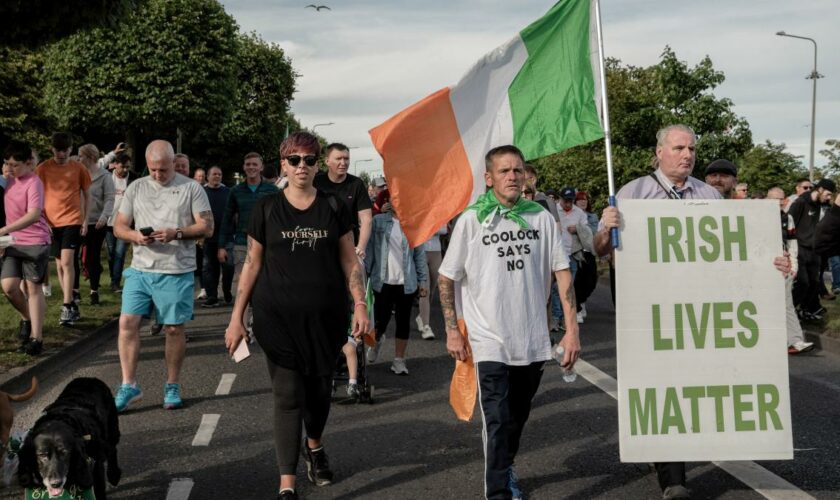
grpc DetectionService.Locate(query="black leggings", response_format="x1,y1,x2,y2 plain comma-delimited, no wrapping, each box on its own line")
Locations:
373,284,415,340
266,358,333,475
74,225,109,291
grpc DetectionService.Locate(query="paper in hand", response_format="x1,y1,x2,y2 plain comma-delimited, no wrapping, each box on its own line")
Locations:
232,337,250,363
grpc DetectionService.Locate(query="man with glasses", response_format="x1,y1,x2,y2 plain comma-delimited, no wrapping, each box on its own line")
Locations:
36,132,92,326
785,178,813,211
218,152,278,291
788,178,835,320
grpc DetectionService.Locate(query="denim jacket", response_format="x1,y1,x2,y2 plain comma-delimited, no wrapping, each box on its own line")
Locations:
365,214,429,294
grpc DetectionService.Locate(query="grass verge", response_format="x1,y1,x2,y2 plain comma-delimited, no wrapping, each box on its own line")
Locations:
0,258,122,373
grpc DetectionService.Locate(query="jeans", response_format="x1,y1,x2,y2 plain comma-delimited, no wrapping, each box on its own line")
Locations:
829,255,840,292
202,241,233,300
552,257,578,321
106,230,128,288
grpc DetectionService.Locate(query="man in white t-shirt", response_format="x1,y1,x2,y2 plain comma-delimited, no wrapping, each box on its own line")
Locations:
112,140,212,412
439,145,581,500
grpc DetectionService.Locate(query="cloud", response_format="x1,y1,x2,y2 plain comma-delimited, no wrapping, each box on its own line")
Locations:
223,0,840,171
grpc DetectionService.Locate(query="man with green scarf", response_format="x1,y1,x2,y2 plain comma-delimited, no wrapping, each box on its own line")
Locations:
439,145,580,500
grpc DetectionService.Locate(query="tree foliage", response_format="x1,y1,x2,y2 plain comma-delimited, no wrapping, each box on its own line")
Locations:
0,0,138,48
200,32,296,167
533,47,753,211
0,47,52,151
42,0,240,138
821,139,840,178
738,141,806,193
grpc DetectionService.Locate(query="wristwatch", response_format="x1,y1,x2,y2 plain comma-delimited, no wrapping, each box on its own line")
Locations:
175,228,183,240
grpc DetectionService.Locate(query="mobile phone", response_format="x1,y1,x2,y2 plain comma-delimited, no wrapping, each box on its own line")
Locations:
139,227,153,236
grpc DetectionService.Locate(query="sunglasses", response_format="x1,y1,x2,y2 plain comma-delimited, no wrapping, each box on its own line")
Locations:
285,155,318,167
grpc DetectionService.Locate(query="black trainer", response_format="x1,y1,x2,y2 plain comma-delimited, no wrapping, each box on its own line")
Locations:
73,290,81,305
202,297,220,308
90,290,100,306
223,291,233,305
18,320,32,342
301,442,333,486
277,489,298,499
18,338,43,356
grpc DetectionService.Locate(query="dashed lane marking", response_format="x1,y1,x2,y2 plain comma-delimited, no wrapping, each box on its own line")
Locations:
574,359,815,500
165,478,194,500
215,374,236,395
192,414,221,447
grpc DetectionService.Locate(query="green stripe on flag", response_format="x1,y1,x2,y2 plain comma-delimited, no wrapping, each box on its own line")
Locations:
509,0,604,159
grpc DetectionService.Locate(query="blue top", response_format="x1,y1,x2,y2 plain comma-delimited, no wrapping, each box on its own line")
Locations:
219,180,278,246
365,214,429,294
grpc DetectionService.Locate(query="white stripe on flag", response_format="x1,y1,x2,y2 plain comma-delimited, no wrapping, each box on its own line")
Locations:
450,34,529,203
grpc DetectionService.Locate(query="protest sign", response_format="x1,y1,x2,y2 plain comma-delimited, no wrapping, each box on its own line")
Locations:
616,199,793,462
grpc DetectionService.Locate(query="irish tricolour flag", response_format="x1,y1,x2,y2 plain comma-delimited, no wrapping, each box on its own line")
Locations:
370,0,605,246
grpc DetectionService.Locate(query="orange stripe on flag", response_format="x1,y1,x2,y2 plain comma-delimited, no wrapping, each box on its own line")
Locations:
369,88,473,247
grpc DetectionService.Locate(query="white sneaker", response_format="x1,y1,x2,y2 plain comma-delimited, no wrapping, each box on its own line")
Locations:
196,289,207,300
577,314,584,324
421,325,435,340
415,315,425,331
43,284,52,297
390,358,409,375
580,304,587,319
366,335,384,363
789,341,815,354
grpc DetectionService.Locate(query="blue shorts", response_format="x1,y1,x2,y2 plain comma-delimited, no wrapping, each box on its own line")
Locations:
121,268,194,325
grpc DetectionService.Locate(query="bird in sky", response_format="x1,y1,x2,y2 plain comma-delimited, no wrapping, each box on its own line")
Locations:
306,4,331,11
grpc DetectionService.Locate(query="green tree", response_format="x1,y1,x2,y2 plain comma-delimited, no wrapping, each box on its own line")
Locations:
0,47,53,150
533,47,753,211
821,139,840,178
199,32,296,169
41,0,240,159
738,141,806,193
0,0,138,47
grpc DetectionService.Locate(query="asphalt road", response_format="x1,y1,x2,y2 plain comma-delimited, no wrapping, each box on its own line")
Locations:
2,283,839,499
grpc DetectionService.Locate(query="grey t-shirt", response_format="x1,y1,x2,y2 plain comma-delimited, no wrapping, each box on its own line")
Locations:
119,173,211,274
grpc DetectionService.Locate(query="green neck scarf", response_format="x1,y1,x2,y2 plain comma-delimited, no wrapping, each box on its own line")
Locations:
466,191,545,229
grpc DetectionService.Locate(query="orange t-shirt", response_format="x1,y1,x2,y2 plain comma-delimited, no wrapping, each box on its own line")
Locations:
36,159,92,227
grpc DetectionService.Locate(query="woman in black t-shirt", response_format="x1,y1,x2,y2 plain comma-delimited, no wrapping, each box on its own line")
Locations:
225,132,370,500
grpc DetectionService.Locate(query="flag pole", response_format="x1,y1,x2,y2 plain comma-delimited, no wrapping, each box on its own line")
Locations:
593,0,619,248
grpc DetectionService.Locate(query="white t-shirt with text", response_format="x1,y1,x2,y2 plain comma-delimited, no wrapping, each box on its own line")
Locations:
439,209,569,365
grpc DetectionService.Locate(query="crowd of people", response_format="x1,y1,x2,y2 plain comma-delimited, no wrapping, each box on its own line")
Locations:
2,125,838,500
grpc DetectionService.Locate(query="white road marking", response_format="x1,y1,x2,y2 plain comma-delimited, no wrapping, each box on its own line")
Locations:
215,373,236,395
192,414,221,446
165,478,194,500
574,359,815,500
713,461,816,500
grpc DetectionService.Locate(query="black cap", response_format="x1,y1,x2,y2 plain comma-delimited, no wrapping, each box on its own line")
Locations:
705,159,737,177
815,178,836,192
560,187,576,200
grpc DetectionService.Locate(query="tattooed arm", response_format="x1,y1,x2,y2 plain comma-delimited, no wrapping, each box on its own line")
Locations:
439,275,470,361
339,231,371,337
225,236,263,355
554,268,581,368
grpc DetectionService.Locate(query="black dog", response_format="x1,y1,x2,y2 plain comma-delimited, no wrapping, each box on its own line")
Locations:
18,377,121,499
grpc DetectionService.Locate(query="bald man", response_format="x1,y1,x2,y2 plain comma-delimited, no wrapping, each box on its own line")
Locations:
112,140,212,412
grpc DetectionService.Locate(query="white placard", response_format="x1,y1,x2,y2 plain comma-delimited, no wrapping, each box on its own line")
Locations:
616,199,792,462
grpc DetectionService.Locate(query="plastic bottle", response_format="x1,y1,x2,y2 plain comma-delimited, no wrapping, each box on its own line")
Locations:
552,344,577,383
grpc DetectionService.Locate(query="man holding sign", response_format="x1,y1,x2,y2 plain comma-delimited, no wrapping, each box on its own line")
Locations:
439,145,580,500
595,125,793,499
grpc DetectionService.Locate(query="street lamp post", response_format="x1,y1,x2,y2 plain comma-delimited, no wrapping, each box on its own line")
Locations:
776,31,823,181
354,159,372,176
312,122,334,133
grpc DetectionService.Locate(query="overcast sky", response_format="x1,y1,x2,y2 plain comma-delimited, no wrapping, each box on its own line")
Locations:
221,0,839,179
